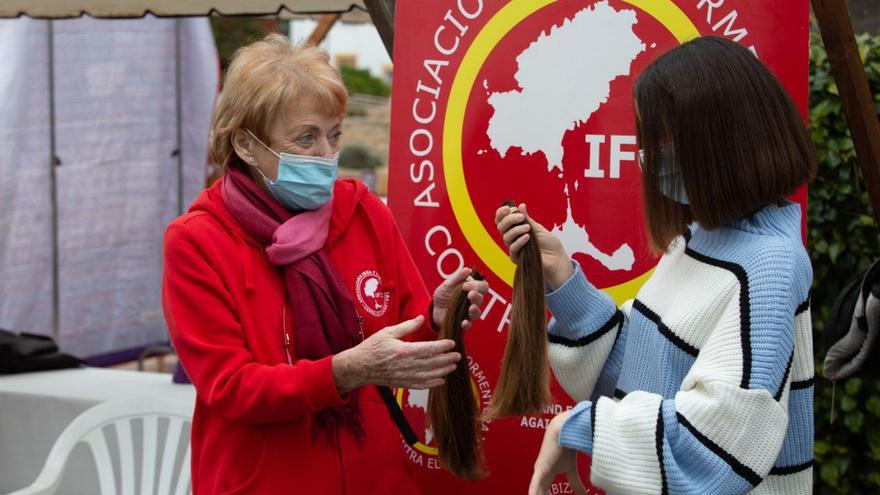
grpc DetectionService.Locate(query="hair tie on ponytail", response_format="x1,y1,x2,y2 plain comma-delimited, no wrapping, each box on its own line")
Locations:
486,200,551,419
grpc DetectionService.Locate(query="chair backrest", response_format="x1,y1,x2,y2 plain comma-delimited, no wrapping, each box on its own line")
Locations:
10,397,193,495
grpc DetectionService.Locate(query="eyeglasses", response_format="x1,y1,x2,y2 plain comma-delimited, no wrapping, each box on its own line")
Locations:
638,143,678,174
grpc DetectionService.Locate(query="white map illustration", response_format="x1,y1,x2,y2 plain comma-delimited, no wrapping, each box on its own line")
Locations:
486,1,644,271
406,388,434,444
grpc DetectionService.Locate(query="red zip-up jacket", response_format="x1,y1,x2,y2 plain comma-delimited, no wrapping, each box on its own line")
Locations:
162,178,434,494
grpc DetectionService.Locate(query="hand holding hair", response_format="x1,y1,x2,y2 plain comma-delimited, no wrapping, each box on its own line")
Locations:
486,200,552,418
432,267,490,330
494,202,573,290
428,268,487,480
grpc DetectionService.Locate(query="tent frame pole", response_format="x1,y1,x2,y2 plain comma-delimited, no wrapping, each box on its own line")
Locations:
364,0,394,58
175,18,184,216
47,20,60,342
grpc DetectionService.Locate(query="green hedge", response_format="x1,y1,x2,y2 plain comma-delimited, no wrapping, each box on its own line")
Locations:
340,65,391,97
809,31,880,493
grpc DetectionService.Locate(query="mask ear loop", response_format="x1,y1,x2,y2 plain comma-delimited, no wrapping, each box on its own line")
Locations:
243,129,281,184
245,129,281,160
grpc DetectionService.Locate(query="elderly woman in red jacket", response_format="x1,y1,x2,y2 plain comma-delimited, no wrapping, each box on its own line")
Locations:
162,34,488,494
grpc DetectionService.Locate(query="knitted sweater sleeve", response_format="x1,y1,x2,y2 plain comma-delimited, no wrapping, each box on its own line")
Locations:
545,261,628,402
556,256,803,494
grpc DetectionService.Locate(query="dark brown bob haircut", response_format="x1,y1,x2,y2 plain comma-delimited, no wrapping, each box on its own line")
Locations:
634,36,816,251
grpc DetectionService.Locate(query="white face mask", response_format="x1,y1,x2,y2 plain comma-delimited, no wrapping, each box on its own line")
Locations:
246,130,339,210
638,144,689,205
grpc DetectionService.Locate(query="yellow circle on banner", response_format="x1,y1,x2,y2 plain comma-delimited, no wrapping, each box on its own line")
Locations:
442,0,699,304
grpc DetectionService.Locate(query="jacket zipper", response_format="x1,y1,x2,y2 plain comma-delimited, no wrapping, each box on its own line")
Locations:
356,315,365,343
282,305,293,365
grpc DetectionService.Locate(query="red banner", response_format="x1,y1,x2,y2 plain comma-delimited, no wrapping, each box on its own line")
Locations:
388,1,809,493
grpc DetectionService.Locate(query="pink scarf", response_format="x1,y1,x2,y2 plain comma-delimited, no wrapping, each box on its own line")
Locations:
222,167,363,440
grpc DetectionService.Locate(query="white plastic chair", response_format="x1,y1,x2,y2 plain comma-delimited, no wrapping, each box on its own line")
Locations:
8,397,193,495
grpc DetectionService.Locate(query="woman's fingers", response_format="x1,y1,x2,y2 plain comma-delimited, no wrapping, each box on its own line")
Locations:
413,363,458,382
497,211,528,234
443,267,472,289
416,351,461,370
467,303,482,322
527,470,551,495
405,339,456,359
508,233,531,262
494,205,512,224
566,468,588,495
384,315,426,339
496,204,536,264
461,279,489,296
527,413,571,495
503,223,532,247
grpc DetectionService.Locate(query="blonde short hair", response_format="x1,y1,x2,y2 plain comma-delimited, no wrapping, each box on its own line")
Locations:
210,33,348,170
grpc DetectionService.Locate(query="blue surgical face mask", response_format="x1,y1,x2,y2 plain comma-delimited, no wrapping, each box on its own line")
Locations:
638,144,689,205
246,130,338,210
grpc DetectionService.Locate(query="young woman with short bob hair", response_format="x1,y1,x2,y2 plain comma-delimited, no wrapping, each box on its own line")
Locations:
497,36,817,494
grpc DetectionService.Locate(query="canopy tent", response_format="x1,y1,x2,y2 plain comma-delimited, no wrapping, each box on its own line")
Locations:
0,16,218,360
0,0,388,363
0,1,367,19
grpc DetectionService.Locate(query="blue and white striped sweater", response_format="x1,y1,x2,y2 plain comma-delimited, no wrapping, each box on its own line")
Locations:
548,202,813,494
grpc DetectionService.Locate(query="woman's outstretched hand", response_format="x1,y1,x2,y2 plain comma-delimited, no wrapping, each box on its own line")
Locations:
528,410,588,495
332,315,461,394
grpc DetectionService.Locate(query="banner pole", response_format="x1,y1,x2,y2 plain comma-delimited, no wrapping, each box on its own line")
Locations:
812,0,880,224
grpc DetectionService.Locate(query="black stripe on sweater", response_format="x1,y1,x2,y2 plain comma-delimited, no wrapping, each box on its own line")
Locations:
610,310,625,351
632,300,699,357
676,412,762,487
769,460,813,475
795,292,811,316
656,409,668,495
548,310,623,347
773,351,794,401
791,378,814,390
684,247,753,389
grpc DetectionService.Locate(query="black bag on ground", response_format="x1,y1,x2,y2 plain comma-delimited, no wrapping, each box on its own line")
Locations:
0,329,83,374
823,259,880,381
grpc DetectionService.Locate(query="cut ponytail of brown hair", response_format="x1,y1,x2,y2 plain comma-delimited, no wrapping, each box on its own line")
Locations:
427,269,487,480
486,200,551,418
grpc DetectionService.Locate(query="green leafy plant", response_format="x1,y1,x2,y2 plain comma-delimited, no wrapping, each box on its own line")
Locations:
340,65,391,97
809,31,880,494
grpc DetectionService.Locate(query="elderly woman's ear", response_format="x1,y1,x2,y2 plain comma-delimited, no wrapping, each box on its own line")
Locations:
231,130,257,165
